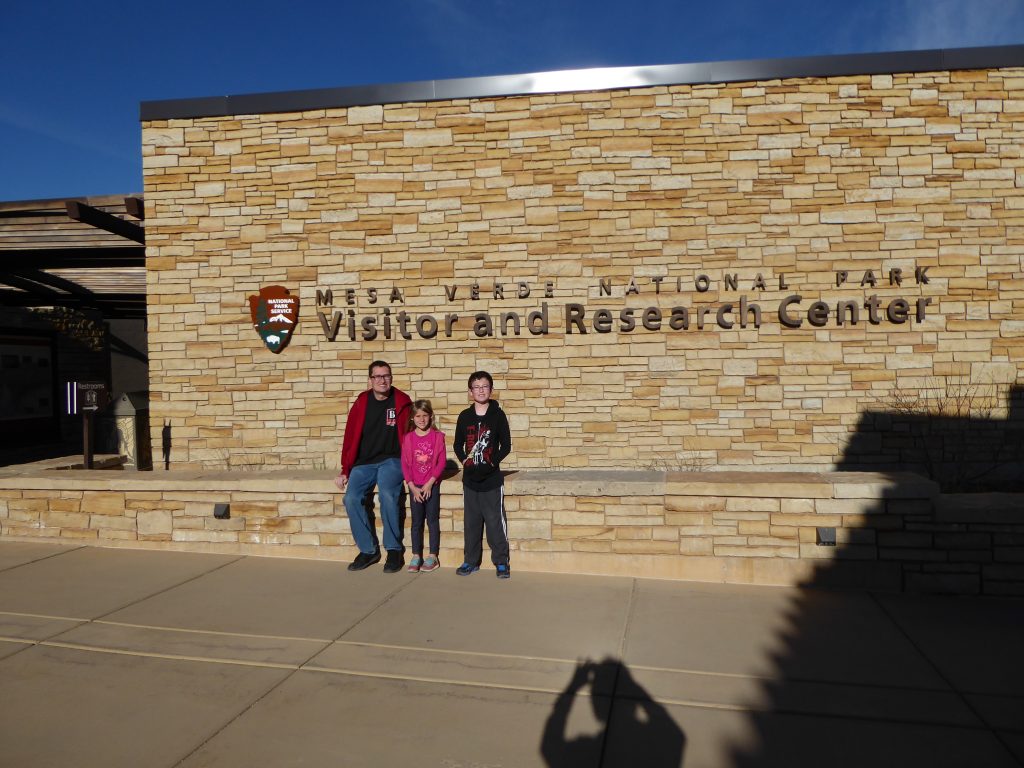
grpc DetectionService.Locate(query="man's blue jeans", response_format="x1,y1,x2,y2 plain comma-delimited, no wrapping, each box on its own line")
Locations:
343,458,404,554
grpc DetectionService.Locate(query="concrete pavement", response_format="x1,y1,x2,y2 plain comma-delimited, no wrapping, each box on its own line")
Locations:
0,540,1021,767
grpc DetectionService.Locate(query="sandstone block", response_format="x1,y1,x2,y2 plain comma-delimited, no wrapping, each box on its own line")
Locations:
41,511,90,528
245,517,301,533
611,539,679,554
511,519,553,539
82,493,126,515
679,538,713,555
300,517,348,533
403,128,453,147
665,496,726,513
89,515,137,532
172,530,240,543
138,510,173,536
348,105,383,124
278,501,334,517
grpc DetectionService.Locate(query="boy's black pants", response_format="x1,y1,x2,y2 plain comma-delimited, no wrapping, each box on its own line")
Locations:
463,486,509,566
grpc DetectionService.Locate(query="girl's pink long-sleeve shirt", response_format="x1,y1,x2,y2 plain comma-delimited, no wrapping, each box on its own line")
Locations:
401,429,446,486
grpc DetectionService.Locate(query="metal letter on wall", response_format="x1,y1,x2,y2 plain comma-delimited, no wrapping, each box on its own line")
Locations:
248,286,300,354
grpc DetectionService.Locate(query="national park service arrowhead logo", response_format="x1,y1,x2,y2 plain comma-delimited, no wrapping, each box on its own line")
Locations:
248,286,299,354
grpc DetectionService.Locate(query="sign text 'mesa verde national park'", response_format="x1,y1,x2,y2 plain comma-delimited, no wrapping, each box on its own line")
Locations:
308,263,935,343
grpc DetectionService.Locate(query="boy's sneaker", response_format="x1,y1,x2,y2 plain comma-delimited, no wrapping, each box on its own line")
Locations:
347,550,381,571
407,556,423,573
421,555,440,572
496,564,511,580
382,550,404,573
456,562,479,576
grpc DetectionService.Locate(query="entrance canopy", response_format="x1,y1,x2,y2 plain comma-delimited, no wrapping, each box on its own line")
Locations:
0,194,145,319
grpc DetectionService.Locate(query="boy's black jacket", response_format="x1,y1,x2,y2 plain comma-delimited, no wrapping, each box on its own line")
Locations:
453,399,512,491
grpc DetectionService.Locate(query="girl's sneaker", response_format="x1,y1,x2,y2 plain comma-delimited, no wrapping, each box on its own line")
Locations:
407,556,423,573
421,555,439,572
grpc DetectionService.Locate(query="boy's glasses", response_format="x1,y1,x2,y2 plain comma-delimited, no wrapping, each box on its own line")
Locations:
470,385,491,391
370,374,392,381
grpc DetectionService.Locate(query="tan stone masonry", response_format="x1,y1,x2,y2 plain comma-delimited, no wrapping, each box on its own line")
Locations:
2,469,1021,594
142,65,1024,472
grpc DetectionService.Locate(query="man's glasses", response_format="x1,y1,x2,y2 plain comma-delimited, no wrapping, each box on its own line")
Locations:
370,374,392,382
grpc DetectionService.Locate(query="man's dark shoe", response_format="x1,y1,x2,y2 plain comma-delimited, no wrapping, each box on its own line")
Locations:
456,562,480,576
383,550,404,573
496,563,511,580
347,550,381,571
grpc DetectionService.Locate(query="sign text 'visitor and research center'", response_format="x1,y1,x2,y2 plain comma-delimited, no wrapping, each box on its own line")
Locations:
315,265,935,341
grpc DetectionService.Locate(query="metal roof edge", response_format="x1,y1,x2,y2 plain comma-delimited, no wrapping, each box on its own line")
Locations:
140,44,1024,122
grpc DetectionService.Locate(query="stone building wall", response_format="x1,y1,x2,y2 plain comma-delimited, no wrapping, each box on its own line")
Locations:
141,65,1024,472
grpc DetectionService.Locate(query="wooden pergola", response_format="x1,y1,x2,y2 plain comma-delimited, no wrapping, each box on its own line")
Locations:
0,194,146,320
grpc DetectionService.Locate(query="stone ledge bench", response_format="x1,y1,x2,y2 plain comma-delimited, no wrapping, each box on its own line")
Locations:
0,467,1020,594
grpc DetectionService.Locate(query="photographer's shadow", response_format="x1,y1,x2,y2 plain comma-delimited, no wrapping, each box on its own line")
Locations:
541,657,685,767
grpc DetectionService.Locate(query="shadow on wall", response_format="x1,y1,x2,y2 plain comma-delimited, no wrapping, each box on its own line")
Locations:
541,658,685,768
532,387,1022,767
724,384,1024,766
841,384,1024,492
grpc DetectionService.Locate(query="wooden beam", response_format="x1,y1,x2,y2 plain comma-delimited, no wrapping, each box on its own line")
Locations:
109,332,148,363
0,289,146,318
7,269,95,297
0,273,68,300
0,246,145,268
66,201,145,243
124,197,145,220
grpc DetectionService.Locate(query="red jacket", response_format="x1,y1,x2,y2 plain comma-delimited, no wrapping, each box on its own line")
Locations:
340,387,412,477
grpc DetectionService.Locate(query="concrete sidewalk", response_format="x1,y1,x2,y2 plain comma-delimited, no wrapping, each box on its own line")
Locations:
0,541,1021,767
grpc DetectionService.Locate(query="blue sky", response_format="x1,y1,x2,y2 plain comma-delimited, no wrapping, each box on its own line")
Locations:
2,0,1023,201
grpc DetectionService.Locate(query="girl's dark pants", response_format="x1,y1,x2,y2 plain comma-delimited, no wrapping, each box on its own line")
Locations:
410,489,441,555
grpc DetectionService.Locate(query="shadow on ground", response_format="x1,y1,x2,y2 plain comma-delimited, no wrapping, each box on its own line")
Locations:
541,657,685,767
722,385,1024,766
531,385,1023,767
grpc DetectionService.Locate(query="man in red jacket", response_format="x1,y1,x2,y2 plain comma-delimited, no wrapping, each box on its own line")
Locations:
334,360,412,572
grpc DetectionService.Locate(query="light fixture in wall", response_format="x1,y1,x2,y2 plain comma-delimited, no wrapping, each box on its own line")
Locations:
816,527,836,547
213,503,231,520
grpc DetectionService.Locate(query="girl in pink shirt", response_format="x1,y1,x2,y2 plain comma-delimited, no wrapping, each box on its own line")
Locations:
401,400,447,572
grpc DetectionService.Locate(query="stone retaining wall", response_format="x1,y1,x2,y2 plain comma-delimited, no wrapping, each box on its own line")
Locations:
1,469,1020,594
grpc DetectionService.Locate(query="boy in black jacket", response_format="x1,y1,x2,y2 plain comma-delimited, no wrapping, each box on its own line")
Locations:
453,370,513,579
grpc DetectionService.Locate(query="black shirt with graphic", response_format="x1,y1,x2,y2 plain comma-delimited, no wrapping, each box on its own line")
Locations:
355,391,400,466
453,400,512,491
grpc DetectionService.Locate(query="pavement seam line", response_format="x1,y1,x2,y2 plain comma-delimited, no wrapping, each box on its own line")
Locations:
93,620,332,644
20,552,249,655
301,664,581,694
596,578,637,768
37,639,303,669
627,661,961,693
93,554,248,621
299,666,997,733
170,569,418,767
332,639,574,664
0,544,85,574
0,609,91,622
653,697,1001,730
617,577,638,659
333,573,419,642
15,638,1004,732
869,591,1024,768
35,554,247,647
2,609,1003,700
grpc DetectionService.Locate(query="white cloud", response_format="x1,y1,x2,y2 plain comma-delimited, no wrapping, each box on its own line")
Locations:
0,103,134,162
888,0,1024,50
